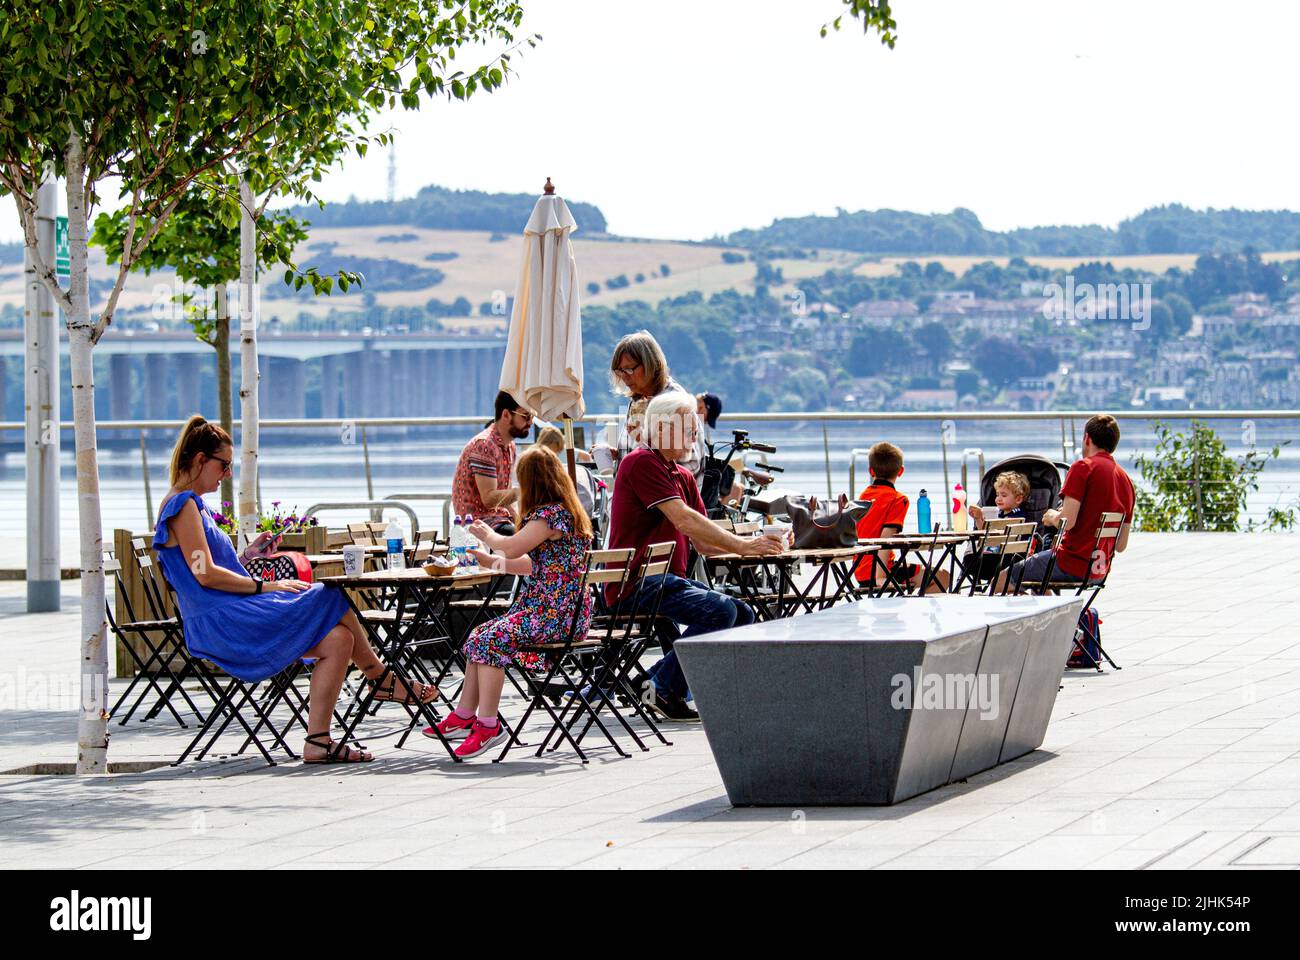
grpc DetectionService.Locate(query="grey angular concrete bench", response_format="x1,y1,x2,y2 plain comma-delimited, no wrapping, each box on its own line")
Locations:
674,595,1085,806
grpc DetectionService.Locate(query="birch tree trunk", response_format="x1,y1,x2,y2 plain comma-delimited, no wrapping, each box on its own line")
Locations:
64,131,109,774
236,178,259,548
214,283,234,509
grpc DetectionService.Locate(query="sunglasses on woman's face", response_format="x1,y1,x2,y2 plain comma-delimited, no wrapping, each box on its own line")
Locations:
210,454,233,473
616,362,642,379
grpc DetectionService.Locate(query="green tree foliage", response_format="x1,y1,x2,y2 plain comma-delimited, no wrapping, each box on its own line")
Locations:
974,335,1055,386
786,366,831,410
1167,250,1285,307
729,204,1300,257
1146,301,1174,342
913,320,953,367
288,182,607,234
821,0,898,46
1119,204,1300,255
1133,421,1295,532
847,327,895,376
755,259,784,285
954,369,981,398
1162,292,1193,334
0,0,533,771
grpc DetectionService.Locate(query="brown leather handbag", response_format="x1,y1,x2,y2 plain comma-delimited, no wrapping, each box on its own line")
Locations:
784,494,874,549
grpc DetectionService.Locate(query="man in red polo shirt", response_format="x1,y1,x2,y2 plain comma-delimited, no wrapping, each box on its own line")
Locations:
607,391,784,721
1004,414,1135,590
452,391,533,535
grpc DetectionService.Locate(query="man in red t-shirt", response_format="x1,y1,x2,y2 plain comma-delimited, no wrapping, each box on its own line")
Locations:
606,391,784,721
1004,414,1135,591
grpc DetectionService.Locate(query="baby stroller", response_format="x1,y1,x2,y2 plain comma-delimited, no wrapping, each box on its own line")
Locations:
959,454,1069,593
980,453,1070,545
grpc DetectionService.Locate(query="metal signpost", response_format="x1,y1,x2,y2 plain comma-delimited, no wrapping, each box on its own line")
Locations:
24,184,63,611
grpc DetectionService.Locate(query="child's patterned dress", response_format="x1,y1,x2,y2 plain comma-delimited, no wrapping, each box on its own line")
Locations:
462,503,593,670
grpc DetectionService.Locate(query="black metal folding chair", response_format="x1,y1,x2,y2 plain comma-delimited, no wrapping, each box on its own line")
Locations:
496,548,640,763
1008,512,1123,671
128,539,343,766
1013,512,1126,671
551,542,677,754
955,516,1013,595
977,522,1038,596
104,549,208,728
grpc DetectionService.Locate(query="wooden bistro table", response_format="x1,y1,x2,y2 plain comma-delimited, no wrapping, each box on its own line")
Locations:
318,565,506,760
858,532,981,594
706,544,880,621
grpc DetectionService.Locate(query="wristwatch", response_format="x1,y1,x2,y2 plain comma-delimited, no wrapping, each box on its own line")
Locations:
252,577,263,594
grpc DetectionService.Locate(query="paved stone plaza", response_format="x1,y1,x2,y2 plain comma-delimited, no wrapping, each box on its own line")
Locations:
1,533,1298,870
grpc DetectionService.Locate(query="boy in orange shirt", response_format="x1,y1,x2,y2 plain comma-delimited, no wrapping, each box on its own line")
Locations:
854,441,948,593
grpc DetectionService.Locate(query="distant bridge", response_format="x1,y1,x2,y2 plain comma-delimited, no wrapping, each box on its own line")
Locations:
0,330,508,420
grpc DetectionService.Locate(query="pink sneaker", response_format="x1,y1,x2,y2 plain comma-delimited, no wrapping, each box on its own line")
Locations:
454,719,506,759
422,712,475,741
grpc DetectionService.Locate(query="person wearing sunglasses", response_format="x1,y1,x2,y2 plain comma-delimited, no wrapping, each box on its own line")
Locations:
153,416,437,764
452,391,534,536
601,330,703,479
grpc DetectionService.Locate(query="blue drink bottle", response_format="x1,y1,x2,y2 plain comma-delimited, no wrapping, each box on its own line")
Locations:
917,489,932,534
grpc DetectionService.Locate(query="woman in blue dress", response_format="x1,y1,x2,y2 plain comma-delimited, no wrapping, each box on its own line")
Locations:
154,416,437,763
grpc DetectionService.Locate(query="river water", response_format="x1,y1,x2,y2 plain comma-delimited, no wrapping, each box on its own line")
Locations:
1,417,1297,541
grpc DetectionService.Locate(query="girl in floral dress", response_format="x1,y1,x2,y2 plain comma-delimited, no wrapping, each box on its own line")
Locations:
425,446,594,759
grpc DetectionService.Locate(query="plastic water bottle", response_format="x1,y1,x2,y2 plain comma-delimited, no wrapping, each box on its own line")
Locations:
917,489,932,534
450,515,466,567
952,483,968,533
385,518,405,570
462,514,479,566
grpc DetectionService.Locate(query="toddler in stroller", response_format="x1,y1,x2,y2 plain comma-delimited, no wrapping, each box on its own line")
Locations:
960,455,1070,590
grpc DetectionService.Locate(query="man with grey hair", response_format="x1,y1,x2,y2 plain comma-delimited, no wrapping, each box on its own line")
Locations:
605,391,784,720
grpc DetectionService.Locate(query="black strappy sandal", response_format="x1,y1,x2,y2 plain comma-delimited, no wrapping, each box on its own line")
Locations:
368,671,439,705
303,731,373,764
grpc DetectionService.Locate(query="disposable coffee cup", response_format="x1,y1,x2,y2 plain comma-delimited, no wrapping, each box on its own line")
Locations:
342,545,366,577
762,523,792,546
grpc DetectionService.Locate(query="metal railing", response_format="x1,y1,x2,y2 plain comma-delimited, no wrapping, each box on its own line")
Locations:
3,410,1297,537
383,493,454,538
302,500,421,544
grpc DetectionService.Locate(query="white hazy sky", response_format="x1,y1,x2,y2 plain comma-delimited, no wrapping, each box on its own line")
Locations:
7,0,1299,242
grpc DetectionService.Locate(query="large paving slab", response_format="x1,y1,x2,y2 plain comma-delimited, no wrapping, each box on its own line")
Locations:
1,532,1298,869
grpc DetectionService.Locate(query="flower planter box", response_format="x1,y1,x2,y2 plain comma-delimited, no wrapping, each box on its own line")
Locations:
277,527,327,554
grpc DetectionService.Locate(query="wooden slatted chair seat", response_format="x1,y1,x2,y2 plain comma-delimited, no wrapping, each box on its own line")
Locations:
519,638,605,652
360,609,419,623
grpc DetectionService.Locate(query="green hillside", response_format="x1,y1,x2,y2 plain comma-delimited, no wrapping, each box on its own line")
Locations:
728,204,1300,257
288,183,609,235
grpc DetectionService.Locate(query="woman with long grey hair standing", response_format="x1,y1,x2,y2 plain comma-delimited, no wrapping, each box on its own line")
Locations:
602,330,703,477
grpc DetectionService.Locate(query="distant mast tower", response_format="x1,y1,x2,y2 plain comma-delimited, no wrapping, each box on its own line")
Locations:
387,140,397,203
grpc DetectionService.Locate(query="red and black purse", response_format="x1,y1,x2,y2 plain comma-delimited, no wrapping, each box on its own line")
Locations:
244,551,313,583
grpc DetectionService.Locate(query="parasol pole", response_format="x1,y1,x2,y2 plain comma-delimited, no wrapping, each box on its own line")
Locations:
542,177,580,487
563,417,578,487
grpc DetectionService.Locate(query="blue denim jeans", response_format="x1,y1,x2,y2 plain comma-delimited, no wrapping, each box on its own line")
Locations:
1007,549,1084,591
632,574,754,699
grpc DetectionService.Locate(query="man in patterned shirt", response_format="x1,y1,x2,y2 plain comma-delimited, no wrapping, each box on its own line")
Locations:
452,391,533,535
